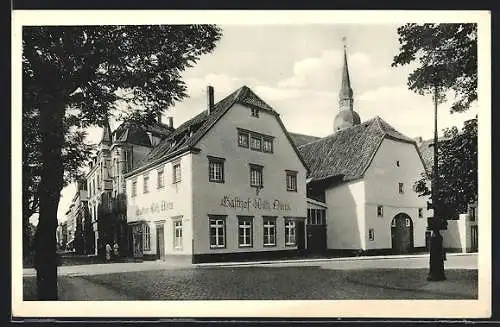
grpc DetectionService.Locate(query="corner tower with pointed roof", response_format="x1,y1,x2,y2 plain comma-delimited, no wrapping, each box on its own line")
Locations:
334,39,361,132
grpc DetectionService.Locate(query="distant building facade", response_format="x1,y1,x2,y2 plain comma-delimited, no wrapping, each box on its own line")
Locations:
85,117,174,256
125,86,308,263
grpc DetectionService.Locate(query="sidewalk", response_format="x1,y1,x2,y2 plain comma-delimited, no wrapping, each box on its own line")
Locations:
23,253,477,277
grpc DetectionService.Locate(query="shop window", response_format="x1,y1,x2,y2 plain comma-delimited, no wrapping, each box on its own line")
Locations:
238,216,253,247
263,217,276,246
286,170,297,192
209,215,226,248
208,156,225,183
285,219,296,246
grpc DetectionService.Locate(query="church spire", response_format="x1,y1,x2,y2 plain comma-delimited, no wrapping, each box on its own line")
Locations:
333,37,361,132
339,38,353,107
100,117,112,146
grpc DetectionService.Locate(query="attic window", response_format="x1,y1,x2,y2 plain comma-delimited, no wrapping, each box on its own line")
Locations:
396,160,400,167
251,107,259,118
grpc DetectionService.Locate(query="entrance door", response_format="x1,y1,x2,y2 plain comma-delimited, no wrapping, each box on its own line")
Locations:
296,220,306,252
470,225,478,252
156,225,165,261
306,225,327,253
391,213,414,254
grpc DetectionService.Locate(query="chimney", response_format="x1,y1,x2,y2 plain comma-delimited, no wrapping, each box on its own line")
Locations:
207,85,214,114
167,116,173,128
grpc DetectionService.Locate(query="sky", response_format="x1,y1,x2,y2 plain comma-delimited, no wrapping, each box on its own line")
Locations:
49,24,478,224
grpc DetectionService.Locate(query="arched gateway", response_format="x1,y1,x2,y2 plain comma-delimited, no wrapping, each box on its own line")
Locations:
391,213,414,254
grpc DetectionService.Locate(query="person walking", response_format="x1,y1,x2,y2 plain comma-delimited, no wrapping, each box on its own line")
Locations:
113,242,119,260
105,243,112,262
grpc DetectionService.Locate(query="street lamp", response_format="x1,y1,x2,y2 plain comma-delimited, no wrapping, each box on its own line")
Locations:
427,69,446,281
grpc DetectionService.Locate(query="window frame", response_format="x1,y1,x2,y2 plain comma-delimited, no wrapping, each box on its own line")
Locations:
238,130,249,148
368,228,375,241
286,170,298,192
262,138,274,153
418,208,423,218
377,205,384,217
172,161,181,184
209,215,227,249
131,179,137,197
263,216,277,247
173,218,183,250
237,216,253,248
249,163,264,188
157,167,165,189
398,182,404,194
405,218,411,227
207,155,225,183
251,107,259,118
143,174,150,194
284,219,297,246
143,223,151,251
250,135,262,151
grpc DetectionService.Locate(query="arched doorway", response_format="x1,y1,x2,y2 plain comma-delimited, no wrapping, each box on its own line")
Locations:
391,213,414,254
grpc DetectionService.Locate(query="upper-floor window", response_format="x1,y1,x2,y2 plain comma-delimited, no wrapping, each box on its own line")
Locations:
250,135,262,151
263,138,273,153
418,208,424,218
157,168,164,189
368,228,375,241
208,156,225,183
251,107,259,117
377,205,384,217
396,160,400,167
398,182,404,194
131,179,137,197
249,164,263,188
286,170,297,192
173,162,181,183
238,131,249,148
143,174,149,193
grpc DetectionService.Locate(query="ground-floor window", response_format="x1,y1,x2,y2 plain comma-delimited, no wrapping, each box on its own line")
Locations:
263,217,277,246
238,216,253,247
285,219,296,246
174,219,183,249
209,215,226,248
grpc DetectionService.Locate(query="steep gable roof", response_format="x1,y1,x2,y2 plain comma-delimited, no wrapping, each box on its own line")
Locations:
126,85,307,177
298,116,418,183
289,132,322,147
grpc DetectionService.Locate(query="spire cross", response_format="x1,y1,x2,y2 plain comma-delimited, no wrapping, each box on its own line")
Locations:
342,36,347,49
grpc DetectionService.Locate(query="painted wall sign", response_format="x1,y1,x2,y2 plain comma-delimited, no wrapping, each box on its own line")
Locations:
136,200,174,216
220,195,291,211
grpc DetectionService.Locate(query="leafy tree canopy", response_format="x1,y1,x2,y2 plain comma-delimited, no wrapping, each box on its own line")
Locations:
392,23,477,112
414,117,478,217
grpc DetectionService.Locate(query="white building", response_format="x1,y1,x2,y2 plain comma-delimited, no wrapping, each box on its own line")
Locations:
125,86,308,263
292,46,429,255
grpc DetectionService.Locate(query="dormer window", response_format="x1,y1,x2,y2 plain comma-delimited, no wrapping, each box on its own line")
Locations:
251,107,259,118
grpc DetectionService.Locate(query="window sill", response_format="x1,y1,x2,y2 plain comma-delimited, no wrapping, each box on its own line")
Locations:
238,244,253,248
286,189,297,192
172,180,181,184
210,245,226,249
209,179,225,184
285,243,297,247
250,185,264,189
263,244,276,247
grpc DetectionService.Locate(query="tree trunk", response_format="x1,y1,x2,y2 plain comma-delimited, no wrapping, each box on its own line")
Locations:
35,98,65,300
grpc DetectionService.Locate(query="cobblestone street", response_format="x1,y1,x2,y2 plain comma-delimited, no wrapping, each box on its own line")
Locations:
23,254,478,300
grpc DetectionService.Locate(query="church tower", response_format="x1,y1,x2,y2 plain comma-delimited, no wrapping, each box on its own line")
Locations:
333,39,361,132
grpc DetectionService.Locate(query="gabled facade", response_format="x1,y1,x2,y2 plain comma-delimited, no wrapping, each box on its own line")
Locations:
125,86,308,263
291,45,429,255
